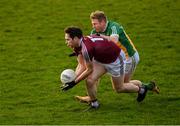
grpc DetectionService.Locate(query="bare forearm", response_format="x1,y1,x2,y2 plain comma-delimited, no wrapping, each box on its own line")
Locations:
100,34,119,44
75,68,92,83
75,63,86,77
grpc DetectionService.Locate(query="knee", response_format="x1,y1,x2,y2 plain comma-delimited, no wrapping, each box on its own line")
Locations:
86,78,96,87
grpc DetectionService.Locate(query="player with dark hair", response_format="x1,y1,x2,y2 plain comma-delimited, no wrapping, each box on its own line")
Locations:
62,26,157,109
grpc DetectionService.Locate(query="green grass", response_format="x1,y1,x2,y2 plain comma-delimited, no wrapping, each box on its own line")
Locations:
0,0,180,125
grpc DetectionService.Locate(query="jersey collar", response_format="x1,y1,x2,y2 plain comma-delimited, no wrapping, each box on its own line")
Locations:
79,38,83,47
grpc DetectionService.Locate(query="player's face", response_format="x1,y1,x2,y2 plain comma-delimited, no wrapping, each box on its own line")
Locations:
91,19,105,32
65,33,79,48
65,33,74,48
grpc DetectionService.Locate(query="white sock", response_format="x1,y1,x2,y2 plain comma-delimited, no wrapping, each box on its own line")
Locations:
91,100,99,108
139,87,145,94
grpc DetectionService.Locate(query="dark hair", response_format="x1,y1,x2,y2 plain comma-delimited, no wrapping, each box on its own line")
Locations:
64,26,83,39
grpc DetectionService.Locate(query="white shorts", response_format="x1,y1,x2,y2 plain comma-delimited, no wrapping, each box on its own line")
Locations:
125,51,140,74
94,51,125,77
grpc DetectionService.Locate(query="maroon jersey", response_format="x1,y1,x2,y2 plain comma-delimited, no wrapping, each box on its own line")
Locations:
75,36,121,64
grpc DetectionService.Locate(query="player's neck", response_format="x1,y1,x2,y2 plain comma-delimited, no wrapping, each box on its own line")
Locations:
102,21,108,32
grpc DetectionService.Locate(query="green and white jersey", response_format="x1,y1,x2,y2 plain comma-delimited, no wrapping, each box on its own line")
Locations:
91,21,137,57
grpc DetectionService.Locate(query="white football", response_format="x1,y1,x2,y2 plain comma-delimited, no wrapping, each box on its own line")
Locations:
60,69,76,84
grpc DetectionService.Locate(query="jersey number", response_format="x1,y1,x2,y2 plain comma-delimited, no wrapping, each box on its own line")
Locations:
88,36,104,42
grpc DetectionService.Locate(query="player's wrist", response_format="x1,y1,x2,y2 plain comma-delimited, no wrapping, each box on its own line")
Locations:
67,81,76,86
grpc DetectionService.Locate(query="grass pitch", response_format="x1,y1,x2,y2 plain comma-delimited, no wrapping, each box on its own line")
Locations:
0,0,180,125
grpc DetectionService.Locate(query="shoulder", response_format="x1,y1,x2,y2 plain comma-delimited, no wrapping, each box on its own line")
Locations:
108,21,124,30
106,21,124,34
108,21,121,27
82,37,94,47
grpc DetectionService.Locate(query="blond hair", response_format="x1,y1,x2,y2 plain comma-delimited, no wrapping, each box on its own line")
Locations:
90,10,107,22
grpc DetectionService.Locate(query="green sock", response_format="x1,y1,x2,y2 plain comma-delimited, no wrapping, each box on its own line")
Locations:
142,82,154,90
